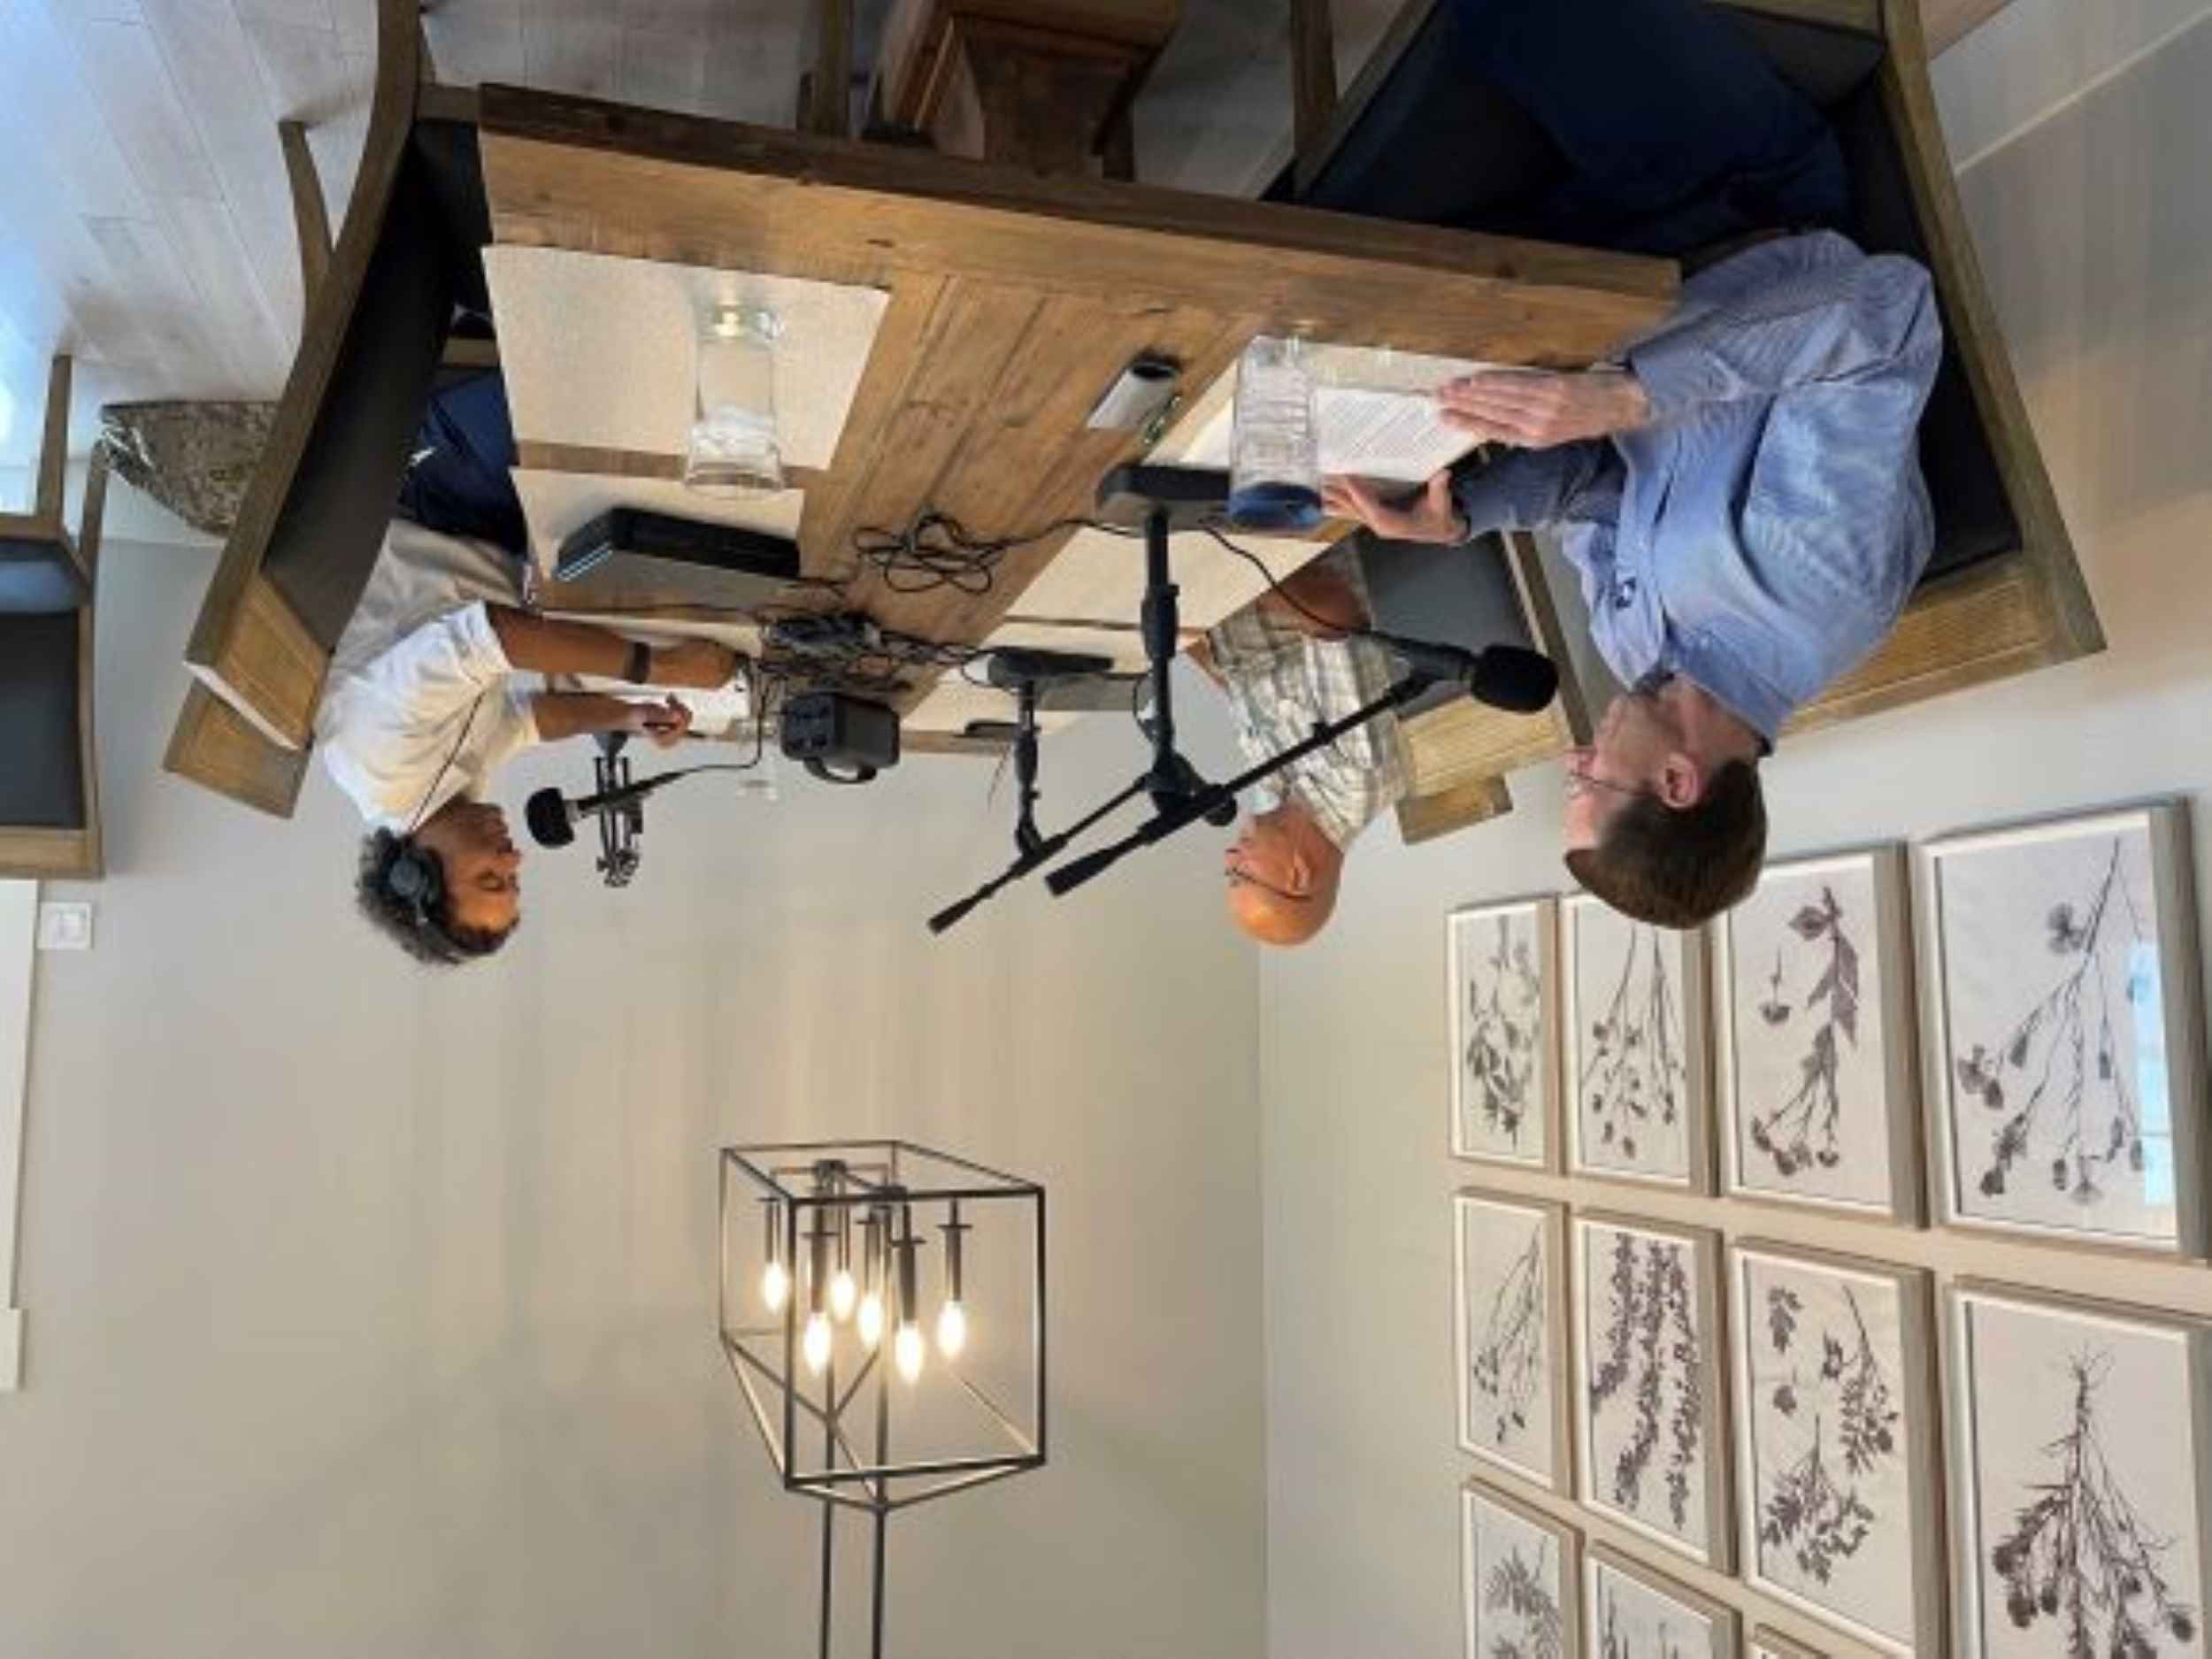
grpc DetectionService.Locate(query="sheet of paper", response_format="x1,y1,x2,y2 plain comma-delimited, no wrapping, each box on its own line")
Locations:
484,247,889,467
1151,342,1502,484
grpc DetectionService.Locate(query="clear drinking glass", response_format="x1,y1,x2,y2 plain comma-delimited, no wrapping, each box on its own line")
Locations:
685,302,784,496
1226,334,1322,531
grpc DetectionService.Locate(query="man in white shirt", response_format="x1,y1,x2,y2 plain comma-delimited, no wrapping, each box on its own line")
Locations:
319,376,740,965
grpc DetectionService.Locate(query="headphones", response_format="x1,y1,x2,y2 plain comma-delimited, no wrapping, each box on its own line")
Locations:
380,834,470,964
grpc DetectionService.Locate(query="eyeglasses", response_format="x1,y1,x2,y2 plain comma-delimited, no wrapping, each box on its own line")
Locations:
1225,862,1312,905
1563,749,1658,803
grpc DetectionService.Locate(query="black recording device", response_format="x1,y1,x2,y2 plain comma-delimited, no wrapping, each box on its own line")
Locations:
780,691,901,784
554,507,803,592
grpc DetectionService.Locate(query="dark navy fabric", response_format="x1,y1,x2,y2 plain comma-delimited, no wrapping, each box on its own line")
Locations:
1302,0,1849,256
395,368,527,559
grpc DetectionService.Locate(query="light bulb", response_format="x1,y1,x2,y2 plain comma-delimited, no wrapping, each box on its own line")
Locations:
803,1311,833,1375
761,1258,790,1313
894,1322,926,1384
857,1291,885,1350
828,1267,857,1322
935,1300,967,1360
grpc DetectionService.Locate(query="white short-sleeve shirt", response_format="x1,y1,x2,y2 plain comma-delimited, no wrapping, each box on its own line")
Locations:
315,521,541,829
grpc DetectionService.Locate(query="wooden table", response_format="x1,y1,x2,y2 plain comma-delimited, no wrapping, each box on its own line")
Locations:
479,86,1676,745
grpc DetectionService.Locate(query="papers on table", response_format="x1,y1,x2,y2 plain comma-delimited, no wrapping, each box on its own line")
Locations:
1151,343,1509,485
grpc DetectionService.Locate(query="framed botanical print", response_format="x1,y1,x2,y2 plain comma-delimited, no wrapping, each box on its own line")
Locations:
1454,1192,1571,1490
1585,1542,1738,1659
1947,1283,2212,1659
1750,1629,1827,1659
1715,848,1923,1223
1919,803,2208,1255
1448,898,1560,1168
1572,1213,1732,1569
1463,1479,1578,1659
1561,894,1711,1191
1729,1242,1946,1656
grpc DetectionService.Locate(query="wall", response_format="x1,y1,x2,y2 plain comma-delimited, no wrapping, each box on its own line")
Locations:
1260,12,2212,1659
0,534,1268,1659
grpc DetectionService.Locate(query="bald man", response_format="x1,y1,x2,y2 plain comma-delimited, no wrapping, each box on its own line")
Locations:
1189,549,1411,947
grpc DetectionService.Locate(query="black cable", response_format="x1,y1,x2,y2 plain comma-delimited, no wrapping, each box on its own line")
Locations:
850,510,1117,595
1196,520,1354,638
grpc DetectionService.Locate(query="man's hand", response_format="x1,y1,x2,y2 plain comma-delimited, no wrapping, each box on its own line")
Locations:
651,639,741,689
626,695,695,749
1320,471,1465,545
1435,368,1649,449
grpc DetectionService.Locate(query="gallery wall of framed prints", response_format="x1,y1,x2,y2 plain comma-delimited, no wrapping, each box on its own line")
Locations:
1443,800,2212,1659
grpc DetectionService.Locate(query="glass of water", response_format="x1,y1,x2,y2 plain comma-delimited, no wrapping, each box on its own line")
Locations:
685,302,784,496
1226,334,1322,531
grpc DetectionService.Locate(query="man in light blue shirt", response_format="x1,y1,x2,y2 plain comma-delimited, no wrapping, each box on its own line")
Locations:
1316,0,1943,929
1329,234,1941,927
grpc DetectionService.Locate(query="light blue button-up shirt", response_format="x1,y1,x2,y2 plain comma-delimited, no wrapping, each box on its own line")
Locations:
1452,231,1943,745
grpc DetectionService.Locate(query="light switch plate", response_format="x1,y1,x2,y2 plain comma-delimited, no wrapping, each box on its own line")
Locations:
36,901,91,951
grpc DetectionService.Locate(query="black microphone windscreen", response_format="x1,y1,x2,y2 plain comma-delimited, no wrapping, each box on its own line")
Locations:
524,787,578,849
1469,647,1560,715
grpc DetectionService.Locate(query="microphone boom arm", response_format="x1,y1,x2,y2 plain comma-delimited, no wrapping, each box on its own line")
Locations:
1044,667,1440,900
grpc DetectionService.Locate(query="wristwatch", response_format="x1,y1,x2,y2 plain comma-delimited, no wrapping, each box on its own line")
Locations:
624,641,653,686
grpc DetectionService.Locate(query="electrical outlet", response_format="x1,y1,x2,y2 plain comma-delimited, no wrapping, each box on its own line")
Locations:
36,901,92,951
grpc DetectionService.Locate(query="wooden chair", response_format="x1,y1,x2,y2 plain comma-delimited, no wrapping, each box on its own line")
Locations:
165,0,494,818
1,357,107,879
1286,0,2100,823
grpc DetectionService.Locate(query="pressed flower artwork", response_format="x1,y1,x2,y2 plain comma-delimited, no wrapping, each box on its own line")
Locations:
1717,850,1920,1220
1455,1193,1568,1489
1922,807,2206,1253
1585,1547,1736,1659
1574,1215,1731,1567
1950,1285,2211,1659
1563,895,1709,1189
1463,1482,1578,1659
1449,900,1557,1167
1732,1245,1944,1655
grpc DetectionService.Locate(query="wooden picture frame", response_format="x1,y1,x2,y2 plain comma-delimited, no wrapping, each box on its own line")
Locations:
1918,803,2208,1256
1454,1191,1571,1492
1571,1212,1733,1570
1728,1240,1947,1656
1748,1626,1828,1659
1585,1541,1739,1659
1714,847,1923,1224
1944,1281,2212,1659
1561,894,1712,1193
1462,1478,1580,1659
1448,897,1561,1170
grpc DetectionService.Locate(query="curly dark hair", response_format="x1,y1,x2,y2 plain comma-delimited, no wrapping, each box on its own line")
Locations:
1564,757,1767,929
355,829,516,967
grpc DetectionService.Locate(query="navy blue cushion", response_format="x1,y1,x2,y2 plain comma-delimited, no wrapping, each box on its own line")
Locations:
0,611,86,828
0,534,88,614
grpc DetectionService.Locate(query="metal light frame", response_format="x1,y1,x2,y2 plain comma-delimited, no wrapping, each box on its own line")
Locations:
718,1139,1048,1658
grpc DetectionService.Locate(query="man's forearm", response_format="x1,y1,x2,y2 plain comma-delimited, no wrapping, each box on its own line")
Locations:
530,693,647,743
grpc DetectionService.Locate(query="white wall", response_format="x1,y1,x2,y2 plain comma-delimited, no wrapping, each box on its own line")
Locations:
1260,14,2212,1659
0,534,1268,1659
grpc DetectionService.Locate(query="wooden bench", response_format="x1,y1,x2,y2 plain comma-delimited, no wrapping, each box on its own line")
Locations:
1,357,108,879
165,0,495,818
1286,0,2098,837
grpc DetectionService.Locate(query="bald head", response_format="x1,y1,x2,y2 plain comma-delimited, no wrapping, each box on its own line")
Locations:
1222,803,1346,948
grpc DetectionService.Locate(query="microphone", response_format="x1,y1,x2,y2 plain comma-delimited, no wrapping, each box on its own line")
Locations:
523,773,680,849
1364,635,1559,715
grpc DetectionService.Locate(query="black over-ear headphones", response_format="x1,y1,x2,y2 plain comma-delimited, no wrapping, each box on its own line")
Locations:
381,837,466,963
